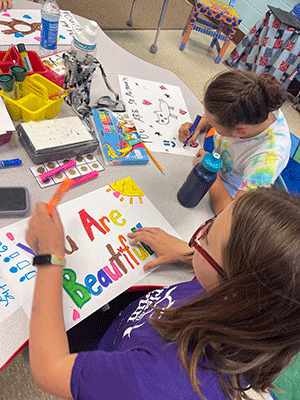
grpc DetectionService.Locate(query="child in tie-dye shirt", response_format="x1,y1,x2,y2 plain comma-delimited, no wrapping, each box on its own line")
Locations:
178,70,290,214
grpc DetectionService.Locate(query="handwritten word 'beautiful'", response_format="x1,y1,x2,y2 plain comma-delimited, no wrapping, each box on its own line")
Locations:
62,209,153,308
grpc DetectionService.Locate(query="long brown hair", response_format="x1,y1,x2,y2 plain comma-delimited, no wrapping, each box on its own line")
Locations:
204,70,287,129
150,188,300,399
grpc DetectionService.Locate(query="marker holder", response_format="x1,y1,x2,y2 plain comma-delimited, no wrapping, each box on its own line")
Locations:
0,48,64,88
0,74,64,121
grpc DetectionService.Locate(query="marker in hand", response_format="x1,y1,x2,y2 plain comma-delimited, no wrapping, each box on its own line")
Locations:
47,178,73,215
183,115,201,148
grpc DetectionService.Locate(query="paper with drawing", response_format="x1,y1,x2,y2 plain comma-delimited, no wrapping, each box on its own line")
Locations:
0,9,77,46
0,177,180,330
119,75,199,156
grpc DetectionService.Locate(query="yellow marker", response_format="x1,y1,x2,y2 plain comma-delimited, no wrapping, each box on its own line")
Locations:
47,178,73,215
17,43,33,72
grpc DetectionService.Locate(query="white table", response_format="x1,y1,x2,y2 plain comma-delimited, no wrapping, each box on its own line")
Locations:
0,0,212,369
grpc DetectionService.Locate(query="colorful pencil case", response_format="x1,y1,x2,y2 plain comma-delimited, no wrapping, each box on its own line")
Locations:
0,74,64,122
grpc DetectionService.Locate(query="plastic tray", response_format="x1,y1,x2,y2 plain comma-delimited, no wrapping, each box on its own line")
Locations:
0,74,64,122
0,131,13,146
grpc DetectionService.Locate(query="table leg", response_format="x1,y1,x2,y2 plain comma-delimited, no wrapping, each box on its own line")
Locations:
150,0,170,53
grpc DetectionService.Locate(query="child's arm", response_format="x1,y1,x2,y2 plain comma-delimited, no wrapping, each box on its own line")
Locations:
0,0,12,12
194,149,244,214
208,174,245,215
178,115,208,144
26,203,76,399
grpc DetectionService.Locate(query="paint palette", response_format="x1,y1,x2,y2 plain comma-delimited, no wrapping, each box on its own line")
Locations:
30,153,104,188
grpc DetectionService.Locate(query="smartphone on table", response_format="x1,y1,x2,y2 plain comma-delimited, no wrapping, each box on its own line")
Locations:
0,187,29,216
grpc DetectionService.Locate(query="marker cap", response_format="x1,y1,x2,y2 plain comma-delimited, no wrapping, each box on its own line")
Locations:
0,74,15,93
17,43,27,53
9,65,27,82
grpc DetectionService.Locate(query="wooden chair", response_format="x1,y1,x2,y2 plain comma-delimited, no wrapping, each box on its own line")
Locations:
180,0,242,63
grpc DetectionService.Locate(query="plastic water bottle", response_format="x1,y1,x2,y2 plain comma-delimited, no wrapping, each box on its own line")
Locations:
40,0,60,57
71,20,98,62
177,153,223,208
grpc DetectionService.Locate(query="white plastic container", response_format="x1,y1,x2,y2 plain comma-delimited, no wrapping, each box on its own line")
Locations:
71,20,98,62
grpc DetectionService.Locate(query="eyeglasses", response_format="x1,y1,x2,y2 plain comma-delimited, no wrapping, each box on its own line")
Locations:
189,217,226,279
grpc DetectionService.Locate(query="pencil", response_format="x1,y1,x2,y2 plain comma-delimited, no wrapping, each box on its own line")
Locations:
143,142,165,174
2,47,11,63
47,177,73,215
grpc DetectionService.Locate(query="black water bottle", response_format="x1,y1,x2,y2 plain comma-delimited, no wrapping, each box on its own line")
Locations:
177,153,223,208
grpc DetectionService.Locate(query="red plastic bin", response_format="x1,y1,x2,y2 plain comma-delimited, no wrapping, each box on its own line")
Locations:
0,46,64,88
0,131,13,146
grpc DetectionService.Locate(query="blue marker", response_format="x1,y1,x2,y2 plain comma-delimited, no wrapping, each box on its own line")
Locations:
0,159,22,168
183,115,201,148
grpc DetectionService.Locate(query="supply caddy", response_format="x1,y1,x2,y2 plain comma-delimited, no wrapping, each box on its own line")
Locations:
0,74,65,122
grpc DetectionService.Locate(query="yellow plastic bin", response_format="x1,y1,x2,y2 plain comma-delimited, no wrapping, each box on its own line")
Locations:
0,74,64,122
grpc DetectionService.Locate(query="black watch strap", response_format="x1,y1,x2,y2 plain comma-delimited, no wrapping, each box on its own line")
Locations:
33,254,65,267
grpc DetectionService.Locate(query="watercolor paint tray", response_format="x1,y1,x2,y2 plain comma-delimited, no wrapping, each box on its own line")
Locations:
16,116,99,164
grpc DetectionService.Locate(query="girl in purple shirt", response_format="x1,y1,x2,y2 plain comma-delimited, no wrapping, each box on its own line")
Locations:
26,187,300,400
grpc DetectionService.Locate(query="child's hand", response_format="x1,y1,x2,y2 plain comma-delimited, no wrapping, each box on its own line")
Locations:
0,0,12,12
26,202,65,259
178,122,200,144
128,227,193,270
193,148,208,166
178,115,208,145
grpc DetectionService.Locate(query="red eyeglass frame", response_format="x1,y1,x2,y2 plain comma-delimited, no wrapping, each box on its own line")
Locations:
189,217,226,279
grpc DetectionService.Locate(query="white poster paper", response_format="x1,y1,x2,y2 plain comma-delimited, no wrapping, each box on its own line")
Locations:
119,75,200,157
0,177,181,330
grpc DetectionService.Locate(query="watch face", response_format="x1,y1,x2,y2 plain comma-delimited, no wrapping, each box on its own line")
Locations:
33,255,51,265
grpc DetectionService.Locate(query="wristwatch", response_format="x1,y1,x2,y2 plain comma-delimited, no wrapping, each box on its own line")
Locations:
32,254,66,267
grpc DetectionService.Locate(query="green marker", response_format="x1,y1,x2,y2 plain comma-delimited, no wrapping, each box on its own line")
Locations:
0,74,16,99
9,65,27,99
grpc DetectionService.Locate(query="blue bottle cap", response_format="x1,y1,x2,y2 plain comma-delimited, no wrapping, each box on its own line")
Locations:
201,152,223,173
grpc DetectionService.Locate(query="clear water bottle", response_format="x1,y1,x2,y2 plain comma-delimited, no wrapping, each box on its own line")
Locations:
40,0,60,57
177,153,223,208
71,20,98,62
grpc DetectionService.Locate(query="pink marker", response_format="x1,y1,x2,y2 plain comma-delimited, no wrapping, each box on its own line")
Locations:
39,160,76,181
70,170,99,187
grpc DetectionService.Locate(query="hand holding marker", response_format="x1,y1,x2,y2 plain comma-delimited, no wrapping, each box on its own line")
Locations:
183,115,201,148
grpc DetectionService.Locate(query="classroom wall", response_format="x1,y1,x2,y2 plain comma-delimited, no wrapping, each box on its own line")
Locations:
236,0,300,33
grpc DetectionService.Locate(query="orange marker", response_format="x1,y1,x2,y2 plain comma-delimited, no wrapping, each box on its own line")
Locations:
47,177,73,215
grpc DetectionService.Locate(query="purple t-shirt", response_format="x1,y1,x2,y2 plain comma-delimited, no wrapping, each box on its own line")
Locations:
71,279,229,400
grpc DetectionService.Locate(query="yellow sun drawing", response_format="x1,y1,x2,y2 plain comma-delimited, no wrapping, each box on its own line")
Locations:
106,177,145,204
